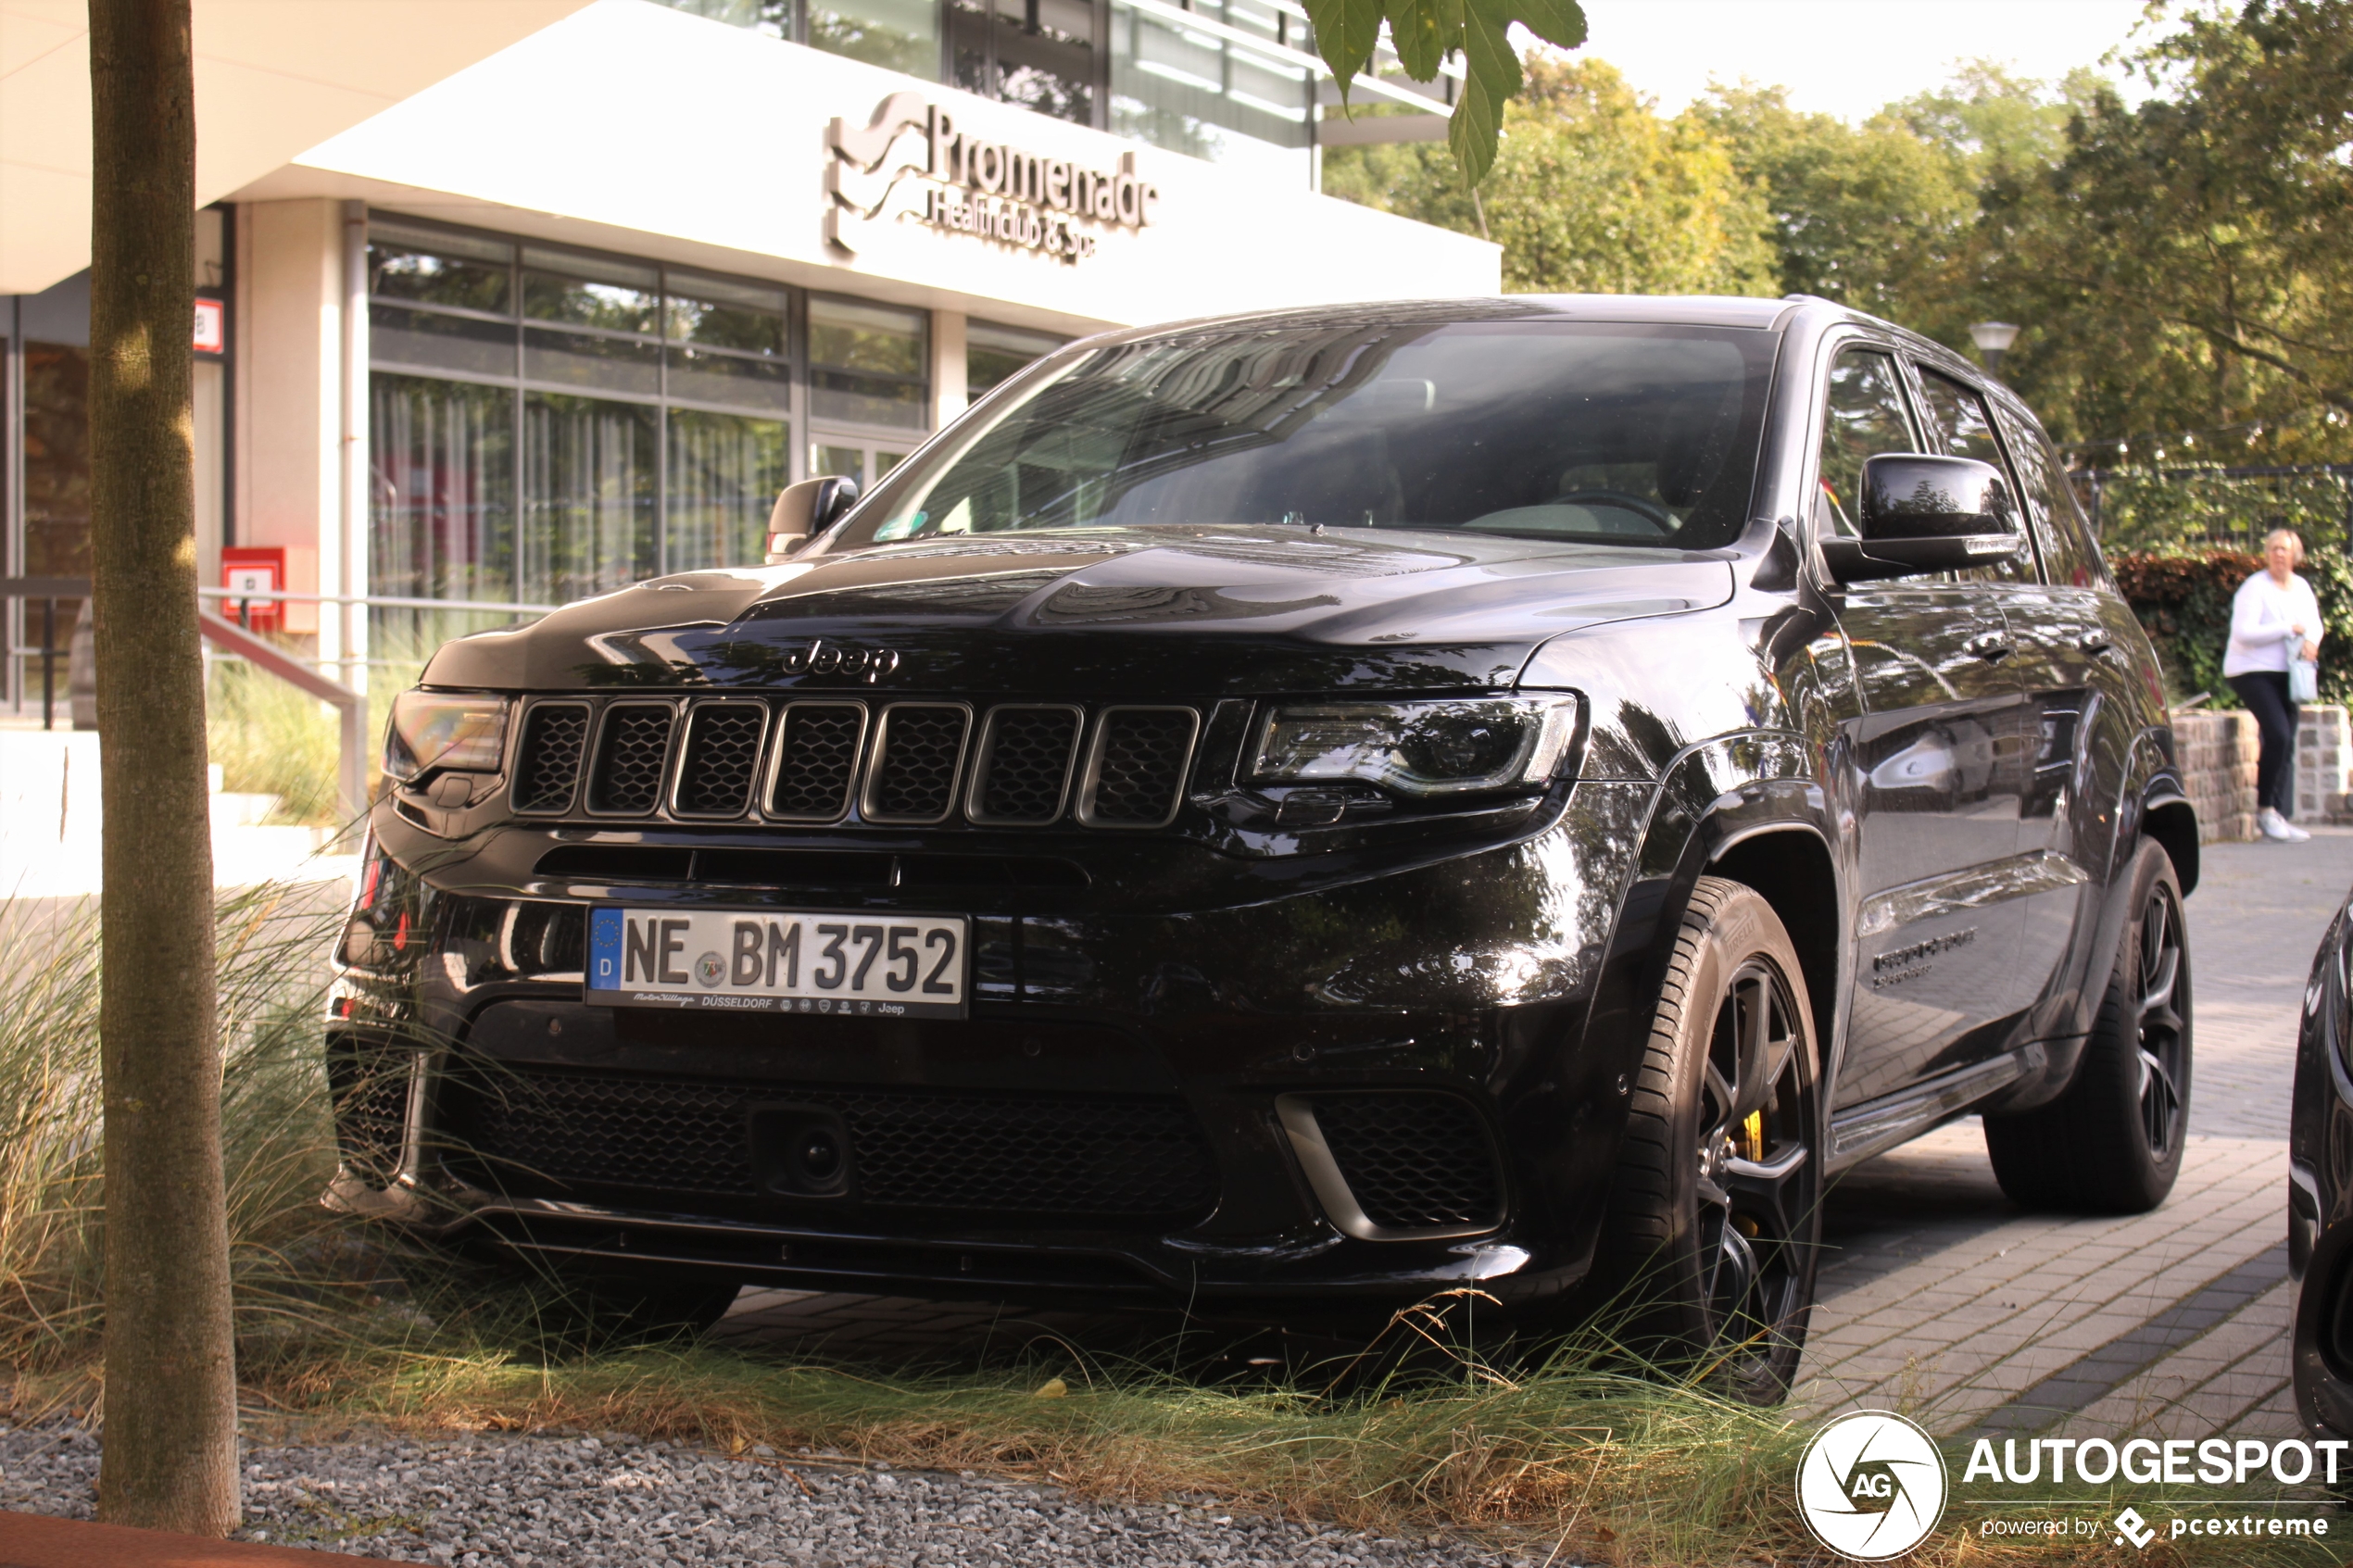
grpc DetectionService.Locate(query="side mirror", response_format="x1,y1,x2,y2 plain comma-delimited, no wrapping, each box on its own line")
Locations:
1820,454,2025,583
764,475,861,564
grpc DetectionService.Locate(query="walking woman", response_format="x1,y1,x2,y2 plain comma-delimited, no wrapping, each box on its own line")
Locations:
2225,527,2323,842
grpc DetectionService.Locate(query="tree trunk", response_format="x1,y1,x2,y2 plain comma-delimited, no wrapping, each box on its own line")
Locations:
87,0,240,1537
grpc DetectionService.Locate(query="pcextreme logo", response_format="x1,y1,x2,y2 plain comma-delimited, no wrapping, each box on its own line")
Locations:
1797,1411,1950,1561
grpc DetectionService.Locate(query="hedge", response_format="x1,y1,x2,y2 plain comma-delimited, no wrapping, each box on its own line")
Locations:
2109,547,2353,707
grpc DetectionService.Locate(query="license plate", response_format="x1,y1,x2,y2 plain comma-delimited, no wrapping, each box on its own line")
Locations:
585,907,968,1018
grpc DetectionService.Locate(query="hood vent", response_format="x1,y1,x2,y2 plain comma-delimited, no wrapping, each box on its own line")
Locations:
533,695,1197,832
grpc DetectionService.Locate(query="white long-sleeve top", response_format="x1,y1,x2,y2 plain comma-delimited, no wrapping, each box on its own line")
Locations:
2223,570,2324,676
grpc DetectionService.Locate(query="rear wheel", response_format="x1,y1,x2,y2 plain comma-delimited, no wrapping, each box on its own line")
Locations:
1983,835,2191,1212
1601,876,1823,1403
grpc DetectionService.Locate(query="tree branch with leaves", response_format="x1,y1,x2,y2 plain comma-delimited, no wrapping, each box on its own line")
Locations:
1302,0,1589,182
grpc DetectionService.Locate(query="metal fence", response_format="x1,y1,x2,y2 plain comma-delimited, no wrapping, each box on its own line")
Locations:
2080,463,2353,555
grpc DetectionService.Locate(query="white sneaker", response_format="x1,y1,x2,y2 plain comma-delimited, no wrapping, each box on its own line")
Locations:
2259,808,2309,841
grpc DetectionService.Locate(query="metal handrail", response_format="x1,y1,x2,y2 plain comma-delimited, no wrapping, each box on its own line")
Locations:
196,610,370,821
0,576,91,730
2,576,369,819
196,585,560,616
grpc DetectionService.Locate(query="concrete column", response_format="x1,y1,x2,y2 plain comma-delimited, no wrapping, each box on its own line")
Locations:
931,308,967,431
233,198,342,646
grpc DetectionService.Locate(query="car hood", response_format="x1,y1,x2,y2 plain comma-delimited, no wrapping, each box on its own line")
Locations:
421,525,1735,697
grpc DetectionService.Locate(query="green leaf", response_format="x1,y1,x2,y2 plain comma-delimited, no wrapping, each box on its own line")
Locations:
1383,0,1457,84
1448,0,1519,184
1448,66,1504,187
1303,0,1382,99
1461,0,1522,103
1516,0,1587,50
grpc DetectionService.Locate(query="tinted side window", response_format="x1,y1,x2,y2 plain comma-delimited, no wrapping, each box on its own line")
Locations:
1912,367,2026,583
1816,348,1915,539
1917,369,2004,463
1995,406,2107,588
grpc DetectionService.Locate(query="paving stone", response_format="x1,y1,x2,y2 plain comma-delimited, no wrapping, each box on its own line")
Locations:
1800,828,2353,1439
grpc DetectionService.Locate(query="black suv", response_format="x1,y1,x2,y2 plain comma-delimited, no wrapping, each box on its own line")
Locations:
333,295,2197,1398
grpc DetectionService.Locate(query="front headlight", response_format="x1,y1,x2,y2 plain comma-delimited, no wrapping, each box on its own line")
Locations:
1248,697,1579,797
384,689,510,783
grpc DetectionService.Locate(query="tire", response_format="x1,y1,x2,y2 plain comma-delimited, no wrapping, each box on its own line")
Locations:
1599,875,1823,1403
1983,835,2191,1213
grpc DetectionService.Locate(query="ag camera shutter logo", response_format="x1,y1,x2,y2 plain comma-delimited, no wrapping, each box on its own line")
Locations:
1797,1411,1948,1561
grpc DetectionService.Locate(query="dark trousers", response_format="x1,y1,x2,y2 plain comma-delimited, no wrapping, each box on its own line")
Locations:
2231,671,2299,816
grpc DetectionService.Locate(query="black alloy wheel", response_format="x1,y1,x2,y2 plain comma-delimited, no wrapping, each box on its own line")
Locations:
1984,835,2192,1212
1603,875,1823,1403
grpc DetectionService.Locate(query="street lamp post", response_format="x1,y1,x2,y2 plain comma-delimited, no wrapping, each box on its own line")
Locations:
1970,320,2022,378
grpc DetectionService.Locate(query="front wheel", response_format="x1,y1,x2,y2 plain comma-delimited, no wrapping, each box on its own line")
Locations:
1601,876,1823,1403
1983,835,2191,1213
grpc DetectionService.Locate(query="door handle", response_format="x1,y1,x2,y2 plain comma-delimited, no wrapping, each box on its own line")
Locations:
2077,630,2113,655
1963,631,2014,662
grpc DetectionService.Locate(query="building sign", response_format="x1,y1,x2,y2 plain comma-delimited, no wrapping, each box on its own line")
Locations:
193,296,225,355
825,91,1161,265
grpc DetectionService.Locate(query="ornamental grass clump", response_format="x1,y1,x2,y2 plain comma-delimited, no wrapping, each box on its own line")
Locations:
0,878,361,1387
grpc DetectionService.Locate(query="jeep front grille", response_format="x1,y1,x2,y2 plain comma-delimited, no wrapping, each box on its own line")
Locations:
511,702,590,814
967,706,1081,825
766,702,866,822
1079,707,1200,828
586,704,676,815
861,704,973,824
672,701,766,818
516,696,1198,830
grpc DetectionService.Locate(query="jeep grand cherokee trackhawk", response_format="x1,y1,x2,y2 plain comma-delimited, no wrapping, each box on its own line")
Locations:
329,295,2197,1399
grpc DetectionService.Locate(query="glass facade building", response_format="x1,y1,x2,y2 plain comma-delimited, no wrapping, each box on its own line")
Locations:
364,217,973,623
662,0,1326,185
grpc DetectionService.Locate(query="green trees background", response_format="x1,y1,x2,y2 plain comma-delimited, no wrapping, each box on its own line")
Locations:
1324,0,2353,470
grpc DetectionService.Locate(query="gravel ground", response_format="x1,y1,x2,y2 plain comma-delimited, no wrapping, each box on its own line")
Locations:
0,1422,1556,1567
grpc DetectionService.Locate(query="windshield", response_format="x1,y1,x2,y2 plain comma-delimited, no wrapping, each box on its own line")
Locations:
832,317,1779,552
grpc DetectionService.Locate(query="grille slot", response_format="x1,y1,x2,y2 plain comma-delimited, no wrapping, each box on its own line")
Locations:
765,702,866,822
672,701,767,819
966,706,1081,825
511,702,591,814
1303,1092,1502,1233
585,703,677,816
442,1064,1218,1218
862,704,973,824
1079,707,1199,828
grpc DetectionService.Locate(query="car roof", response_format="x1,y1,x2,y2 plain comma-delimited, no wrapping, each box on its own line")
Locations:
1076,294,1820,350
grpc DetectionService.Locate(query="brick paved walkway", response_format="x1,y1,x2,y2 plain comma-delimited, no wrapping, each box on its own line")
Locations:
712,831,2353,1430
1798,826,2353,1436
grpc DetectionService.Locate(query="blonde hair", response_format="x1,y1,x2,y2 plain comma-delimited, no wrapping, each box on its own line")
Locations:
2266,527,2306,566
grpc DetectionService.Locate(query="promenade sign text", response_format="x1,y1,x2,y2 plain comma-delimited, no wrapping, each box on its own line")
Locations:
825,91,1162,264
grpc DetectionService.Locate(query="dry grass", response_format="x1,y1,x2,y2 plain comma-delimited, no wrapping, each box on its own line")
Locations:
0,882,2336,1565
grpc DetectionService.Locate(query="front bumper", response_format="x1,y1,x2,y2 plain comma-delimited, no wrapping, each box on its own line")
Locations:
327,780,1655,1311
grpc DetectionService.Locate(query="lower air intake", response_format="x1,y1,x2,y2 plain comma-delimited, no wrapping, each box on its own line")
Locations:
442,1065,1219,1219
1305,1092,1503,1232
327,1036,411,1187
